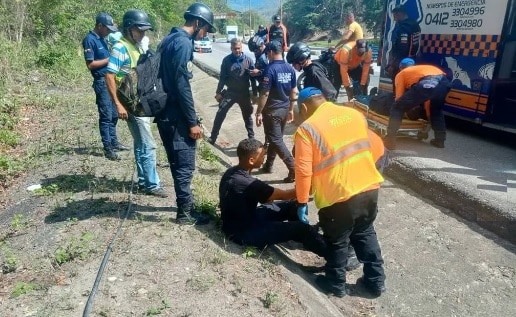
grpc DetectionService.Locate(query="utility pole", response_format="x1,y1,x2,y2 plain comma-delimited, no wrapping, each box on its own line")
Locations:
249,0,252,30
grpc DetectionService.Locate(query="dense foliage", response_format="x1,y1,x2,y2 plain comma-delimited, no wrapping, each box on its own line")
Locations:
282,0,384,41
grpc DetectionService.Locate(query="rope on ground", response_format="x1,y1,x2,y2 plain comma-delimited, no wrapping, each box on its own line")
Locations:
82,165,137,317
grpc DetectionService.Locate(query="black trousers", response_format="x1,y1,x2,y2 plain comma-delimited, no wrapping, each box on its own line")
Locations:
387,77,449,141
210,92,254,142
228,200,327,257
318,189,385,292
262,107,295,171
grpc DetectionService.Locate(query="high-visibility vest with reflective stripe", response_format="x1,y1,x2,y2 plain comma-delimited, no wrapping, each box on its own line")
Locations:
115,38,141,84
295,102,384,208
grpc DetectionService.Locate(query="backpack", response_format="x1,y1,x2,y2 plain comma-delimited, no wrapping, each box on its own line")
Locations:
116,44,167,117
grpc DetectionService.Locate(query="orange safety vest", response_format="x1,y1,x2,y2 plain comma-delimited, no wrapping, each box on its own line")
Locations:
294,102,384,208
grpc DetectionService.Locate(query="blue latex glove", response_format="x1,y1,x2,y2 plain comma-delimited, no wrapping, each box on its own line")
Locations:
297,203,309,224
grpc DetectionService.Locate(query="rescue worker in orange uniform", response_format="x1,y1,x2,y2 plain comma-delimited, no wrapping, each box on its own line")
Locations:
335,39,373,101
384,58,450,150
294,87,386,298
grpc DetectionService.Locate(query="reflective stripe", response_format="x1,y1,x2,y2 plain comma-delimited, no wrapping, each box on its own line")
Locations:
314,140,371,173
299,122,329,156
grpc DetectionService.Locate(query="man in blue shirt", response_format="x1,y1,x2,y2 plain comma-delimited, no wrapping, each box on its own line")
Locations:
157,3,217,225
82,13,129,161
208,38,255,145
255,40,297,183
248,37,268,102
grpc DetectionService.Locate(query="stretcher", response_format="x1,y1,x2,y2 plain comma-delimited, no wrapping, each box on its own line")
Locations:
349,99,431,140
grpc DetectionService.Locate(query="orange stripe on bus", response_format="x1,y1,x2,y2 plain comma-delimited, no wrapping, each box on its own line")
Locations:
445,91,487,112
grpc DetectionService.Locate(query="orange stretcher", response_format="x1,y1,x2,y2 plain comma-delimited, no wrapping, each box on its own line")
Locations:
349,100,431,140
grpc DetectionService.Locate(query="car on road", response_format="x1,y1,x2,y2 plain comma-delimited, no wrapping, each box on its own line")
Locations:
194,36,212,53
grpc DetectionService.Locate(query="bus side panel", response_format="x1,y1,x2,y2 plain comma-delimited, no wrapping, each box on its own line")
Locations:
379,0,508,122
419,34,500,120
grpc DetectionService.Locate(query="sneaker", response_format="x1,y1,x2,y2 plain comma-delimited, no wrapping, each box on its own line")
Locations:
145,188,168,198
430,139,445,148
176,204,210,225
104,150,121,161
207,137,215,145
345,255,361,271
260,162,273,173
356,277,386,297
113,143,130,151
283,171,295,183
176,210,210,225
314,275,346,298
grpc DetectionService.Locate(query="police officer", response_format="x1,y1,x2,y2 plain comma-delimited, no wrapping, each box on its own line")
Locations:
384,58,450,150
287,42,337,102
294,87,386,298
248,37,268,103
386,5,421,81
335,39,373,101
157,2,216,225
82,13,129,161
256,41,297,183
208,38,255,145
267,15,290,54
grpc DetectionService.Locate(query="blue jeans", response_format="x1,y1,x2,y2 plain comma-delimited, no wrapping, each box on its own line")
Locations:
262,107,295,171
93,78,119,150
318,189,385,293
126,115,160,191
210,93,254,142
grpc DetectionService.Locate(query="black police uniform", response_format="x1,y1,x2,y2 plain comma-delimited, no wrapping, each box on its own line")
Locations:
389,18,421,79
157,27,198,211
302,63,338,102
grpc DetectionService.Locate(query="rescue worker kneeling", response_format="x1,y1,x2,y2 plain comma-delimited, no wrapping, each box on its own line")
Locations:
384,58,450,150
335,39,373,100
295,87,386,297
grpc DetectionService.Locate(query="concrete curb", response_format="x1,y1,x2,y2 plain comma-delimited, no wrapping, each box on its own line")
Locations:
385,161,516,244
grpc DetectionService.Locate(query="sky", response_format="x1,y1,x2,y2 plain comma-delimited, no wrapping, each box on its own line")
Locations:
227,0,281,18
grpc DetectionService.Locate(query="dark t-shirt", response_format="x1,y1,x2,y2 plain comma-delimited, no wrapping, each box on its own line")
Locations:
219,166,274,234
261,60,296,111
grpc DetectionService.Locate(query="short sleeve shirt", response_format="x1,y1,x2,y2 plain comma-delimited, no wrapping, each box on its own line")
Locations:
261,60,296,111
107,41,134,76
219,166,274,234
347,21,364,42
82,31,110,79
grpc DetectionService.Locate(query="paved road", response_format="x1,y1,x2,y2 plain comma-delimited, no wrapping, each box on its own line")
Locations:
195,41,516,245
188,52,516,316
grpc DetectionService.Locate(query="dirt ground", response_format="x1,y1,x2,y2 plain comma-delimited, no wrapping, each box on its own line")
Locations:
2,66,516,317
0,77,342,317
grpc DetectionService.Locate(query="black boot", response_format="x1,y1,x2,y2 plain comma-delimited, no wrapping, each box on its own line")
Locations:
176,203,210,225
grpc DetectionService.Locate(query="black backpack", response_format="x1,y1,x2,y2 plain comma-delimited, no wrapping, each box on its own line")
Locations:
117,47,167,117
369,91,394,116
